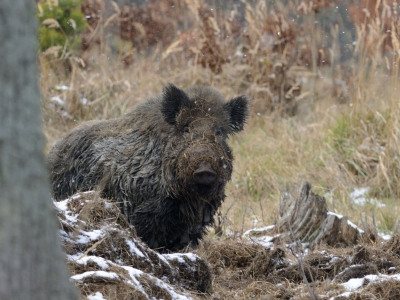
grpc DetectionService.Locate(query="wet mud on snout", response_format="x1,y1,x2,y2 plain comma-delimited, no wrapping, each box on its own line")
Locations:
177,140,232,198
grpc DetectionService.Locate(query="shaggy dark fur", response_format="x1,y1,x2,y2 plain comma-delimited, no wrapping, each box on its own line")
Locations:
47,84,249,251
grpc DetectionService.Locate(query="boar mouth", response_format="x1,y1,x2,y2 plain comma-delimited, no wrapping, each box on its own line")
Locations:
192,182,219,197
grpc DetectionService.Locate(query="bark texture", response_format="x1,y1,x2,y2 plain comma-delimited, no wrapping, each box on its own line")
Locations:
278,181,361,247
0,1,78,299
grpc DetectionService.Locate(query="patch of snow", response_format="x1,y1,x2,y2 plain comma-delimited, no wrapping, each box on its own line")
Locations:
50,96,64,106
243,225,275,237
235,50,245,57
181,253,198,262
164,253,188,264
329,256,340,264
164,253,198,264
54,199,69,212
71,271,119,281
347,220,364,234
152,275,193,300
379,232,392,240
350,187,386,208
121,266,148,297
69,191,94,200
75,256,110,269
126,240,145,258
54,85,69,90
157,252,173,267
104,201,113,209
67,253,84,261
75,229,104,244
122,266,192,300
327,212,364,234
250,235,276,248
327,211,343,219
61,111,71,118
340,273,400,292
341,277,365,291
54,200,78,224
87,292,106,300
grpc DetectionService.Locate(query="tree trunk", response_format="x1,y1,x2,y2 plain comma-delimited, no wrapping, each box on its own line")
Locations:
0,1,79,299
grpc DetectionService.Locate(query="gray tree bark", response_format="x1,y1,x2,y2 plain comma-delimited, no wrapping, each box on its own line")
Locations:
0,1,79,299
277,181,361,248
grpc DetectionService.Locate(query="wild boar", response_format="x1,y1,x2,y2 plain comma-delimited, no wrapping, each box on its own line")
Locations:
47,84,249,251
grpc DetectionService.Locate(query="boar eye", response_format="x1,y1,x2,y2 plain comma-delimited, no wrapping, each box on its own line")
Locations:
183,127,190,134
215,129,222,136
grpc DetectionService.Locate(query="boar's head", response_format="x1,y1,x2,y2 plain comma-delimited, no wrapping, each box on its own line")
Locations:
161,84,249,200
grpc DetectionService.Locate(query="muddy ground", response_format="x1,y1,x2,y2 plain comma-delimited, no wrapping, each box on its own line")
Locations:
56,191,400,300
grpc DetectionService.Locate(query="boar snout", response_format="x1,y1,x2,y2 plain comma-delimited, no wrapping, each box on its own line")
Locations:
193,162,217,185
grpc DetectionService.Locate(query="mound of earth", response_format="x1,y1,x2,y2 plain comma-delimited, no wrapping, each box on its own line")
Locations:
55,183,400,299
196,236,400,299
55,192,211,299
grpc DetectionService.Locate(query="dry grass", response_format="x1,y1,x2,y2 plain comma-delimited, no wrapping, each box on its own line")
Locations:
40,0,400,285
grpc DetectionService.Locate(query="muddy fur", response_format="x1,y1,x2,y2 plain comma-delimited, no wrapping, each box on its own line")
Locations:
47,84,249,252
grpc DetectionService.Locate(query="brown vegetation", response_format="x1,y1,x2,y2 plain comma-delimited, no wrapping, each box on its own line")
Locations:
39,0,400,298
58,189,400,299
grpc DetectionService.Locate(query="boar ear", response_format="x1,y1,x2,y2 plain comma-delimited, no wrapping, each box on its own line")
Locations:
224,95,249,133
161,84,190,125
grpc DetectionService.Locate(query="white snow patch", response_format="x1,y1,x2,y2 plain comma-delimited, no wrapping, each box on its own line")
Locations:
54,199,69,212
164,253,198,264
327,211,343,219
243,225,275,237
71,271,119,281
341,277,365,291
153,276,193,300
340,273,400,292
121,266,148,297
55,85,69,90
164,253,187,264
250,235,276,248
69,191,94,200
104,201,113,209
126,240,145,258
50,96,64,106
122,266,192,300
67,253,84,261
74,256,110,270
75,229,104,244
87,292,106,300
379,232,392,240
54,199,78,224
350,187,385,208
181,253,198,262
61,111,71,118
327,212,364,234
157,252,173,267
347,220,364,234
329,256,340,264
